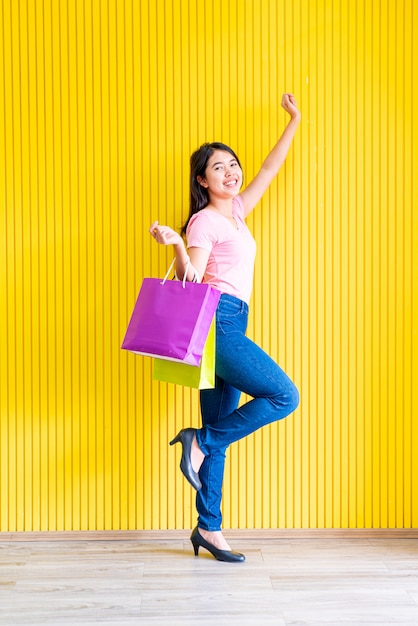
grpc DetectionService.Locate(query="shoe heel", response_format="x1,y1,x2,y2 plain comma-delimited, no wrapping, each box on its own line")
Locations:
191,539,199,556
169,433,181,446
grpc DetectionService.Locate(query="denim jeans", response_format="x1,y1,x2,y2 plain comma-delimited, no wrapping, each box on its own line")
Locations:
195,294,299,531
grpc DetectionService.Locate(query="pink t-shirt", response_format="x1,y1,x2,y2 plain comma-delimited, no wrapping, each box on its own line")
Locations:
186,195,256,304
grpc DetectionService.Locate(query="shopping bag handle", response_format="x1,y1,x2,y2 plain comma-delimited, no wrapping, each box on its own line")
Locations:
161,258,190,289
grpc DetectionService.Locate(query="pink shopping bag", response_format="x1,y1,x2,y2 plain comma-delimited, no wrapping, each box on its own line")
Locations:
121,262,220,366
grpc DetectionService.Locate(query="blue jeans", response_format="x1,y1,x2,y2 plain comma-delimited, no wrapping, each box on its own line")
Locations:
195,294,299,531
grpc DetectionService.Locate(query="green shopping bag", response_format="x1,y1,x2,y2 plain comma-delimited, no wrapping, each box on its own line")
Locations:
152,318,216,389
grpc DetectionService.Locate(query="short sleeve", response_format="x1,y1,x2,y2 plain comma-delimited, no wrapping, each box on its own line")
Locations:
186,212,217,251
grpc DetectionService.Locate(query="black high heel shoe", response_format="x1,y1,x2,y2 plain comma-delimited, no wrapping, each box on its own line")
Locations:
190,527,245,563
169,428,202,491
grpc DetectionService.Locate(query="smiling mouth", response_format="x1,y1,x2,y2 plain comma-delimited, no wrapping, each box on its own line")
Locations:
224,179,238,187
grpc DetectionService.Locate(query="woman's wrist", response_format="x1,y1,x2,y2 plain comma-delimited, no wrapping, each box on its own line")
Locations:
289,112,301,123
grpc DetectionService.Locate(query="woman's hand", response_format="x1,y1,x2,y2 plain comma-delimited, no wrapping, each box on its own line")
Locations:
281,93,301,121
149,221,183,247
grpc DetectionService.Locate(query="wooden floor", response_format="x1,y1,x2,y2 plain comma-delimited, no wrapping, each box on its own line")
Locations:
1,533,418,625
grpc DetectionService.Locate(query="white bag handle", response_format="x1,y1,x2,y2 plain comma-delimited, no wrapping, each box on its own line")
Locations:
161,258,190,288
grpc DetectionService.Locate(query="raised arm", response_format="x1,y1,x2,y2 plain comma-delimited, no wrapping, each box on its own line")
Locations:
239,93,301,216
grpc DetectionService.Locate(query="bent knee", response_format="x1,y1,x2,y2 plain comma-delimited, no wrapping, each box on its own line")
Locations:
288,383,300,412
272,382,299,413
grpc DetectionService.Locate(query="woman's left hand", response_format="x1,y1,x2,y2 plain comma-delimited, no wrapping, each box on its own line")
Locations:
281,93,300,120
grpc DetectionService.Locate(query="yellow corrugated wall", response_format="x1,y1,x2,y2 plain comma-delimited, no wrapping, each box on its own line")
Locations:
1,0,417,532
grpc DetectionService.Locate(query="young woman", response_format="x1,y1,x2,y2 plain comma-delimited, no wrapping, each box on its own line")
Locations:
150,94,301,562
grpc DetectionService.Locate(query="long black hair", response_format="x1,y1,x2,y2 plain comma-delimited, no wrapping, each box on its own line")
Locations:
180,142,242,237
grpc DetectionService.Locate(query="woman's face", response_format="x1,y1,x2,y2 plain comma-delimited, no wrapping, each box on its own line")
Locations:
198,150,243,199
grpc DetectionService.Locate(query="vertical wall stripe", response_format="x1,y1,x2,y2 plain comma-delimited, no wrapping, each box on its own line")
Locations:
0,0,417,531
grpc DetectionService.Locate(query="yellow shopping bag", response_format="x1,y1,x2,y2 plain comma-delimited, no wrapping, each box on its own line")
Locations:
152,318,216,389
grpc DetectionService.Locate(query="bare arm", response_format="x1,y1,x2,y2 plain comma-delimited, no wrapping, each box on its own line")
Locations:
149,221,209,282
240,93,301,216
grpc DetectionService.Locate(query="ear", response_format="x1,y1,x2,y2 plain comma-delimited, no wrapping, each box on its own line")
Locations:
197,175,209,188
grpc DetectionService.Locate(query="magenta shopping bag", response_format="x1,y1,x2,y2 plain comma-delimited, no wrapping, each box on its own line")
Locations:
121,263,221,366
